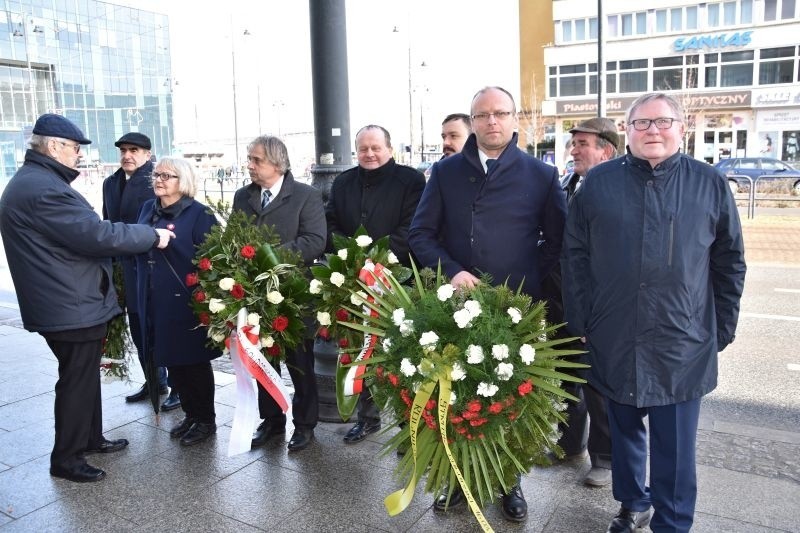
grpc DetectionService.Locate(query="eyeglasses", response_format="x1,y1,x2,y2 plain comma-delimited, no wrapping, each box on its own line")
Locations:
629,118,680,131
57,141,80,153
471,111,514,122
152,172,179,181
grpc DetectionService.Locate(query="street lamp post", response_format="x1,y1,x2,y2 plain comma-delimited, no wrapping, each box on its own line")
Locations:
230,24,250,174
392,26,414,164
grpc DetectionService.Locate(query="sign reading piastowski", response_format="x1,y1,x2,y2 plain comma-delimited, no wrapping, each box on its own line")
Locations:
554,91,751,116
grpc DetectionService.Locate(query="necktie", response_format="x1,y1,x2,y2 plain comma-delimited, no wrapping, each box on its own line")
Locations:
261,189,272,209
486,158,496,173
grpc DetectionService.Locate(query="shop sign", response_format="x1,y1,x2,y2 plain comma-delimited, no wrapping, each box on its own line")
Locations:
680,91,750,109
556,97,638,116
555,91,749,116
751,88,800,107
673,31,753,52
756,109,800,129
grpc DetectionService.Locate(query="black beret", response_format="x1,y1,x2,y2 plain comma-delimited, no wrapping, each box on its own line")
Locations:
32,114,92,144
115,132,152,150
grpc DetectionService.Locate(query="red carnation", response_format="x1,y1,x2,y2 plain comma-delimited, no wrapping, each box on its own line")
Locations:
339,353,352,365
198,312,210,326
504,395,516,407
469,417,488,427
335,308,349,322
455,426,467,435
425,399,436,410
508,412,518,421
338,337,349,348
266,345,281,357
185,272,199,287
318,326,330,340
462,410,478,420
488,402,504,414
272,315,289,332
226,321,235,330
517,379,533,396
193,290,206,303
240,245,256,259
231,283,245,300
424,417,437,430
449,415,464,424
400,388,412,406
198,258,212,271
387,373,399,387
466,400,482,413
375,366,384,378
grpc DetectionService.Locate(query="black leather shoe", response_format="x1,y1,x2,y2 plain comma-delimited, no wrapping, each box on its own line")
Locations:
50,463,106,483
179,422,216,446
287,428,314,451
86,438,129,454
251,420,286,447
500,484,528,522
343,420,381,444
160,392,181,412
433,487,465,511
607,506,652,533
125,383,168,402
170,417,194,438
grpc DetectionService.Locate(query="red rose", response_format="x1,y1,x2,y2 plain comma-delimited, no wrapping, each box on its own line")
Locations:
517,379,533,396
240,245,256,259
318,326,330,340
185,272,199,286
375,366,384,378
387,373,399,387
226,321,235,330
466,400,482,413
272,316,289,332
231,283,245,300
335,308,349,322
198,258,212,271
198,312,210,326
488,402,504,414
193,290,206,303
266,345,281,357
339,353,352,365
338,337,349,348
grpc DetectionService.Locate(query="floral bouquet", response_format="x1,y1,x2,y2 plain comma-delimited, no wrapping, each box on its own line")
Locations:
340,264,587,530
189,202,312,359
309,226,411,419
101,261,132,382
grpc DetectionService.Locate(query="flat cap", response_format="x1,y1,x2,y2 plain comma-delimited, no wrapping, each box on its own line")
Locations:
569,117,620,150
115,132,152,150
32,114,92,144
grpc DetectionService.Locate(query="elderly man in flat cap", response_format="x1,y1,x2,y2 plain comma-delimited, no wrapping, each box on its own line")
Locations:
0,114,175,483
102,133,178,411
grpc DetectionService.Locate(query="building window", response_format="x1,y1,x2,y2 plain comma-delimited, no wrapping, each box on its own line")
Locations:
764,0,797,20
705,50,754,87
759,46,796,84
723,1,737,24
741,0,753,22
562,20,573,42
708,3,721,26
656,9,668,31
589,17,598,39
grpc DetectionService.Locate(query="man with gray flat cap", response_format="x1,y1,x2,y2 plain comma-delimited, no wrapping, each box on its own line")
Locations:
103,132,177,411
0,114,175,483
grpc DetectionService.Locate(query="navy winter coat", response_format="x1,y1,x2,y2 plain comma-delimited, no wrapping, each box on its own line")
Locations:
561,152,746,407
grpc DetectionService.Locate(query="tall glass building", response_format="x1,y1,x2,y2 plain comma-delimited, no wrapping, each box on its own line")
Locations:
0,0,172,182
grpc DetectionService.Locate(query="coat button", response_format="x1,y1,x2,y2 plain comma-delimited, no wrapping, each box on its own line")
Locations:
647,180,654,186
639,282,646,289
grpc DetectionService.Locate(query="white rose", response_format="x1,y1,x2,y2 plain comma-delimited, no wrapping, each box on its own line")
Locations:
492,344,509,360
261,335,275,348
400,358,417,377
330,272,345,287
317,311,332,326
247,313,261,326
519,344,536,365
466,344,484,364
382,338,392,352
449,391,457,405
355,235,373,247
450,362,466,381
477,382,499,398
419,331,439,352
309,279,323,294
392,308,406,326
387,251,399,264
267,291,284,304
337,249,348,260
464,300,482,318
507,307,522,324
437,284,455,302
211,332,226,343
218,277,235,291
399,319,415,337
453,308,472,329
350,291,367,306
495,362,514,381
208,298,226,313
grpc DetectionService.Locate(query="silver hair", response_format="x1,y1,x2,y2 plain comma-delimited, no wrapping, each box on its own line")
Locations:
154,157,198,198
247,135,291,174
625,93,685,125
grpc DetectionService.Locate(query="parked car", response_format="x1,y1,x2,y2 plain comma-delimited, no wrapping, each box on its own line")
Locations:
416,161,434,180
714,157,800,194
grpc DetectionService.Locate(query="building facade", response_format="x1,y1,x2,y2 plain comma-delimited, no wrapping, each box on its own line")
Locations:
529,0,800,168
0,0,172,182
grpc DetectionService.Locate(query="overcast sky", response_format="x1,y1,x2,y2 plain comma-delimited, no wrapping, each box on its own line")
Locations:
127,0,520,161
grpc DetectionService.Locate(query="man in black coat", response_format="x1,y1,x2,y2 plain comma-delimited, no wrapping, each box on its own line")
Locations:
0,114,174,483
232,135,326,452
102,133,176,410
326,124,425,444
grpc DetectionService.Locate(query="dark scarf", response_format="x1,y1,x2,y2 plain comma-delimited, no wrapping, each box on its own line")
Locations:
150,195,193,224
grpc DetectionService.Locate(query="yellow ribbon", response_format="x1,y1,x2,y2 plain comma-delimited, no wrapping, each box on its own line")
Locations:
384,368,494,533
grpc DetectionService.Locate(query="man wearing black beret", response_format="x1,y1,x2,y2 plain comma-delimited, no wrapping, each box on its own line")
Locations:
0,114,175,482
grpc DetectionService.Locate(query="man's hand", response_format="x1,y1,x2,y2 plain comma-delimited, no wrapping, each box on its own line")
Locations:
154,228,176,249
451,270,480,289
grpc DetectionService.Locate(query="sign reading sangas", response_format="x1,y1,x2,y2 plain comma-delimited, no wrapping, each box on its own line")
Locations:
674,31,753,52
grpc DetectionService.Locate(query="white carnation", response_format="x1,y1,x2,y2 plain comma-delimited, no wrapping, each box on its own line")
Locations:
519,344,536,365
464,300,482,318
211,332,226,343
466,344,484,364
317,311,331,326
382,338,392,352
337,249,348,260
449,391,457,405
350,291,367,306
392,308,406,326
495,362,514,381
247,313,261,326
492,344,509,360
477,382,499,397
309,279,323,294
261,335,275,348
218,277,235,291
453,308,472,329
419,331,439,352
400,358,417,377
387,251,399,264
450,362,466,381
355,235,373,247
399,319,415,337
507,307,522,324
267,291,284,304
330,272,345,287
437,284,455,302
208,298,226,313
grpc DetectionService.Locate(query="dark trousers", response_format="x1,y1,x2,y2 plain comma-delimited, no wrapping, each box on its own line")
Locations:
43,326,106,470
128,312,167,388
168,362,215,424
357,388,380,424
558,381,612,469
607,397,701,533
257,337,318,430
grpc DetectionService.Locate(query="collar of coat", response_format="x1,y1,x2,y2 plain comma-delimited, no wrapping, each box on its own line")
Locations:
357,158,396,185
460,132,520,175
23,149,81,184
112,159,154,182
150,195,194,223
625,149,682,178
